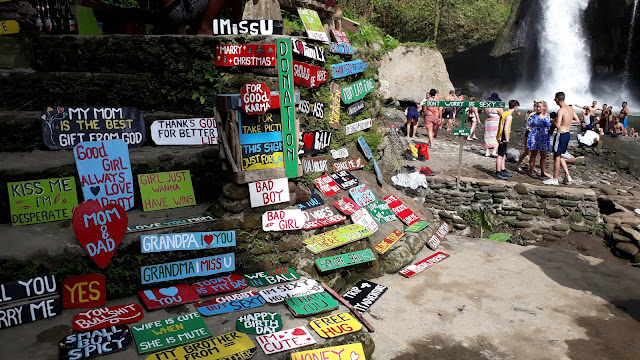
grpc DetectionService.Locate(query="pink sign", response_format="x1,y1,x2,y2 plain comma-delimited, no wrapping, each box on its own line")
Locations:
314,174,341,197
383,194,420,226
302,214,347,230
241,82,271,115
72,303,144,331
330,30,351,45
333,197,360,215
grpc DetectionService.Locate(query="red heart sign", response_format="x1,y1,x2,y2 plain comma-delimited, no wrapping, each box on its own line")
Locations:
296,41,305,55
72,200,128,268
203,234,214,245
303,132,314,151
291,328,306,336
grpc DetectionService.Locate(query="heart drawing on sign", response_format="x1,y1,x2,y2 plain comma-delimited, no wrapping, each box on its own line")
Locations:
203,234,214,245
296,41,305,55
291,328,306,336
72,200,128,269
159,287,179,297
303,132,314,151
90,186,100,196
350,351,360,360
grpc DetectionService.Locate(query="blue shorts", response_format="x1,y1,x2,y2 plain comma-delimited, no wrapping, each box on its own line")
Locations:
552,132,570,154
406,107,419,121
622,118,628,128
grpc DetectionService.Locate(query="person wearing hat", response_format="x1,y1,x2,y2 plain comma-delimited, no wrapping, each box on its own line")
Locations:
483,93,503,157
422,88,441,147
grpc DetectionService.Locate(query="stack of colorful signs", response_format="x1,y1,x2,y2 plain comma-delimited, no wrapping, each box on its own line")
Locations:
0,275,61,329
239,110,284,171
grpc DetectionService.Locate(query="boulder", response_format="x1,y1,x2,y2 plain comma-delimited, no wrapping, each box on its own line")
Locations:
294,182,312,204
380,108,406,123
242,0,282,20
381,245,414,274
613,243,640,259
222,182,249,200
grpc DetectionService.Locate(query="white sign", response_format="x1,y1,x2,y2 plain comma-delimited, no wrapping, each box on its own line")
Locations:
330,148,349,159
150,118,218,145
248,178,290,208
256,326,316,355
262,209,306,231
351,208,378,233
258,279,323,303
345,118,372,135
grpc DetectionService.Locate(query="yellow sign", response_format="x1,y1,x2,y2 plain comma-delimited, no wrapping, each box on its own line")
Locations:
308,312,362,338
144,331,256,360
303,223,374,254
291,343,365,360
0,20,19,35
373,230,404,254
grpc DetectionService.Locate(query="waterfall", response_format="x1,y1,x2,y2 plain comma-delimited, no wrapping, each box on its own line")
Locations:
623,0,639,88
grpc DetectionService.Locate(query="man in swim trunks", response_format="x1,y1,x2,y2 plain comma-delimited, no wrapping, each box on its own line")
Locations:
444,90,456,130
405,105,420,141
619,101,630,129
544,91,580,185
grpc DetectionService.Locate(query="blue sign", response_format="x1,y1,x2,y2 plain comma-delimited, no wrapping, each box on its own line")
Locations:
74,139,134,210
298,193,324,211
373,158,383,184
357,136,373,160
349,184,376,207
330,42,355,55
196,294,266,316
141,253,235,284
331,60,368,79
140,231,236,253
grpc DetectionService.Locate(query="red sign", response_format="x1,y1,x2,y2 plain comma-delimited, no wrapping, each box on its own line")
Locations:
62,274,106,309
73,303,144,331
303,214,347,230
138,284,200,310
194,290,258,308
383,194,420,226
428,222,451,250
190,274,248,296
333,197,360,215
330,30,351,45
314,174,341,197
398,252,450,278
293,61,328,88
241,82,271,115
215,44,276,67
72,200,128,269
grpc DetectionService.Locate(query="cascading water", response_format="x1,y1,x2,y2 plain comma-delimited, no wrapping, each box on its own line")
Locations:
623,0,639,88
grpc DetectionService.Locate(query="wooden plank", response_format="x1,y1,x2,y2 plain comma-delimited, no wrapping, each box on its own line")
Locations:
235,168,286,184
213,107,238,173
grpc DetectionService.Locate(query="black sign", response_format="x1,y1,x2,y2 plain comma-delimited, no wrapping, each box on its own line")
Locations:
212,19,284,35
330,171,359,189
59,325,133,360
240,111,283,135
0,275,57,304
347,100,365,117
300,130,332,157
298,193,324,211
0,296,62,329
342,280,388,313
298,100,325,120
42,106,146,150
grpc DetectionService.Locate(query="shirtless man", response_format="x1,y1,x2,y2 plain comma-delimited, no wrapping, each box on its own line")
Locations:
544,92,580,185
444,90,457,130
619,101,630,129
612,117,626,136
598,103,609,134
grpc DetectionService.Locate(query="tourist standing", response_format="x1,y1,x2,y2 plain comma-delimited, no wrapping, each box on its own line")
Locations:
483,93,503,157
527,100,552,178
544,92,580,185
620,101,630,129
515,107,535,171
422,89,441,147
466,98,480,140
444,90,457,130
494,100,519,180
405,105,420,141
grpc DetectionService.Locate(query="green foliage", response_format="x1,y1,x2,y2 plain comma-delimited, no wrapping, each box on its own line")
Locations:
487,233,511,242
458,208,480,228
480,209,493,232
588,224,604,236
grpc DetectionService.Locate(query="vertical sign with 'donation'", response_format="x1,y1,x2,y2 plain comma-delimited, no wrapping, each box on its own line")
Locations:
277,38,298,178
73,304,144,331
138,170,196,211
309,312,363,338
132,312,211,354
256,326,316,355
59,325,133,360
138,284,200,311
342,279,388,313
74,139,134,210
8,177,78,226
248,178,290,208
143,332,256,360
62,274,106,309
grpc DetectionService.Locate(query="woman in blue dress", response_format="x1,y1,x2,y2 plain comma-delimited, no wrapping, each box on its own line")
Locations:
527,100,552,178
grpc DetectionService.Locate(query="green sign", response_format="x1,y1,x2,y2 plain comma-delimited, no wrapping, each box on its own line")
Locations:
366,200,396,223
276,38,299,178
297,8,329,42
138,170,196,211
315,249,376,272
424,100,505,108
454,129,471,136
236,311,282,335
405,220,430,233
243,267,300,287
131,312,211,354
284,291,339,317
303,223,374,254
8,177,78,226
341,79,375,104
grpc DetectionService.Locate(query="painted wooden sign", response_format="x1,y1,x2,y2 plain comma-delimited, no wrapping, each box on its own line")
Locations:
309,312,362,338
330,170,359,189
0,275,57,304
357,136,373,160
331,29,351,45
144,332,256,360
138,284,200,310
276,38,299,178
285,291,339,317
236,311,282,335
242,141,284,171
367,200,396,223
72,200,127,268
62,274,106,309
399,251,450,278
345,118,373,135
131,312,211,354
292,343,365,360
212,19,283,35
373,158,383,184
428,222,452,250
347,100,366,116
292,38,326,62
239,111,282,144
314,174,341,197
59,325,133,360
256,326,316,355
298,99,325,119
298,193,324,211
349,184,376,207
351,208,379,233
141,231,235,253
0,20,19,35
73,304,144,331
319,282,374,333
259,279,323,303
140,253,235,284
331,148,349,159
241,82,271,115
0,296,61,329
74,139,134,210
329,82,341,129
303,223,374,254
8,176,78,226
300,130,332,157
342,79,375,104
302,155,328,175
262,209,306,231
304,205,336,222
42,106,145,150
383,194,420,226
196,294,266,317
248,178,290,208
150,118,218,145
127,215,216,233
215,44,276,67
303,214,347,230
343,280,388,313
329,42,355,55
374,230,404,255
191,274,248,296
333,197,360,215
297,8,329,42
138,170,195,212
195,290,258,307
294,61,328,88
244,267,300,287
315,249,376,272
331,60,369,79
333,157,364,173
405,220,430,233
